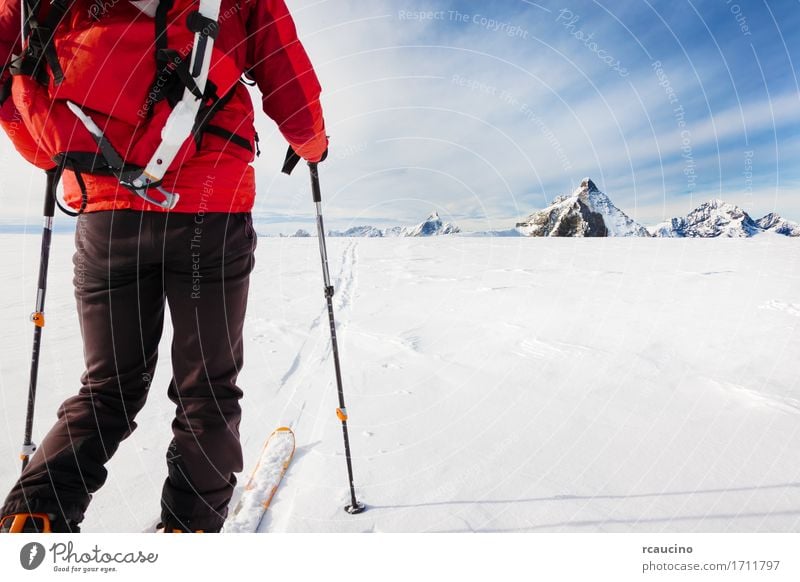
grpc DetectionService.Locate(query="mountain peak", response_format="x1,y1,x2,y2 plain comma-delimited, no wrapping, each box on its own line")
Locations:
517,180,649,237
702,198,731,210
759,211,780,222
580,178,599,192
756,212,800,237
405,211,460,236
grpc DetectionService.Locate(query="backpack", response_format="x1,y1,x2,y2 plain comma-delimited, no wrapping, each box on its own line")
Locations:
0,0,250,211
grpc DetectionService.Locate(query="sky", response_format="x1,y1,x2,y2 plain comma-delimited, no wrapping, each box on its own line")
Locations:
1,0,798,233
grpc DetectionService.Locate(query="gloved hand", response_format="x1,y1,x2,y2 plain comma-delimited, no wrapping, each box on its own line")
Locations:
282,139,328,175
312,147,328,163
294,132,329,163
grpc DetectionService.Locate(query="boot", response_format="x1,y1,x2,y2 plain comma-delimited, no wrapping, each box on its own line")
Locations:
156,520,211,533
0,512,80,533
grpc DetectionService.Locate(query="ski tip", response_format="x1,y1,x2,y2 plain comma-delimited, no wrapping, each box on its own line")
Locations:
275,426,294,435
344,502,366,515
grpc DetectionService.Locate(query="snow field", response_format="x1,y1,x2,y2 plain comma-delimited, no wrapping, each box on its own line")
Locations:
0,234,798,532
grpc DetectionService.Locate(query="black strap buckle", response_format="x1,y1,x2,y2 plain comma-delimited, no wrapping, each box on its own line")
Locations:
186,11,219,38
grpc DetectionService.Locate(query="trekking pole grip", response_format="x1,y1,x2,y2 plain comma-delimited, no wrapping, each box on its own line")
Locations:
43,166,62,218
308,162,322,203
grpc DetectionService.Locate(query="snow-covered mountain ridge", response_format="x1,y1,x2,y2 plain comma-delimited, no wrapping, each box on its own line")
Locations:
516,178,650,237
652,200,799,238
329,212,460,237
755,213,800,237
280,180,797,238
513,179,798,238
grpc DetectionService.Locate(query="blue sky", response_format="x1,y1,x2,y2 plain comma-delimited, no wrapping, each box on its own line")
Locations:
1,0,798,232
268,0,800,232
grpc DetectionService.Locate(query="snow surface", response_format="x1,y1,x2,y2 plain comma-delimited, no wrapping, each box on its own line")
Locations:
0,234,799,533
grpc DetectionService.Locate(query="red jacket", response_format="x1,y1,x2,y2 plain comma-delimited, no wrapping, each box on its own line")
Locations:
0,0,326,213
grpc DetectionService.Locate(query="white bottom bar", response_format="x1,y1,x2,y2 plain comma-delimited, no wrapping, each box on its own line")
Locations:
1,533,798,581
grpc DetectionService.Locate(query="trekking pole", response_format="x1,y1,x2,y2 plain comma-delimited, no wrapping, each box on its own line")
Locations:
308,161,365,514
20,166,62,470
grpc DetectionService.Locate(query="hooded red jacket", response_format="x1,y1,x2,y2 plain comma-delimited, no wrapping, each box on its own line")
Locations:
0,0,327,213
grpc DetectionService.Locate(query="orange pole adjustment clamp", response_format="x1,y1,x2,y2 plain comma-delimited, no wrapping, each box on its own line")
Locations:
336,407,348,421
31,312,45,327
20,443,36,462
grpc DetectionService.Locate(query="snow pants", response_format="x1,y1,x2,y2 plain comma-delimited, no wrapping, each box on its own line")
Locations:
1,210,257,532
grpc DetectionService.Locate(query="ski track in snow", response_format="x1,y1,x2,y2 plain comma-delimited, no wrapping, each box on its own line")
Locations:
513,338,566,360
275,241,359,395
263,241,360,532
275,240,358,421
720,381,800,415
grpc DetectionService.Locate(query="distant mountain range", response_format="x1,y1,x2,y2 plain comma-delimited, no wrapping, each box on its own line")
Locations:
279,179,798,238
329,212,461,237
651,200,800,238
514,178,798,238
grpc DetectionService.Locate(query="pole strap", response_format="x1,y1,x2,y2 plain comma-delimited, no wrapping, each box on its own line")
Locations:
281,145,301,175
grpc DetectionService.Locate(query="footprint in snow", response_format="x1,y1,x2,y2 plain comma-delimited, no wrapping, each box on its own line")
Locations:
759,300,800,318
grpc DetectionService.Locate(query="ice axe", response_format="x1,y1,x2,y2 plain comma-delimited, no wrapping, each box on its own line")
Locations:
283,146,365,514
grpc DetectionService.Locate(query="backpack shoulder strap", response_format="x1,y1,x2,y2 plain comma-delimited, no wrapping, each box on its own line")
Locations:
130,0,224,191
14,0,69,85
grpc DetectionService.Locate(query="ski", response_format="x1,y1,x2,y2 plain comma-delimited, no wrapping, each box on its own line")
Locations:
223,426,296,533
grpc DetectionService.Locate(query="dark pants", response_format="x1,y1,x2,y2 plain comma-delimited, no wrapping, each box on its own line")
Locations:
1,210,257,532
